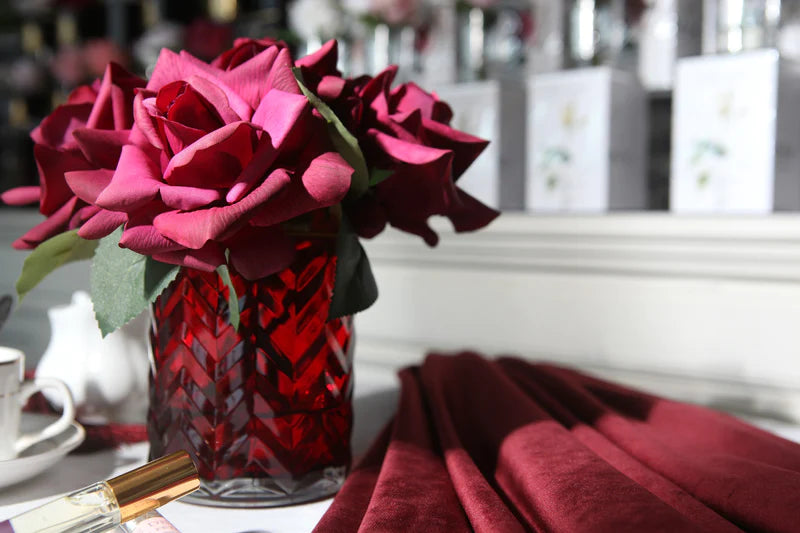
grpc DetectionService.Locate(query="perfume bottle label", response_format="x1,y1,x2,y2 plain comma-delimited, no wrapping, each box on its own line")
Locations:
0,520,14,533
133,517,179,533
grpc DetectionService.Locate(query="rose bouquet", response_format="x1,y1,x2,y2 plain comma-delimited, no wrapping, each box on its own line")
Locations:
4,37,497,335
3,37,497,504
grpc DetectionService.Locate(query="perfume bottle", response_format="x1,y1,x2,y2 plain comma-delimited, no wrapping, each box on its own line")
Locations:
117,510,182,533
0,451,198,533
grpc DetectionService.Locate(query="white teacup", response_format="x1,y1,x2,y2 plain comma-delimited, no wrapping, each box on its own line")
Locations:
0,347,75,460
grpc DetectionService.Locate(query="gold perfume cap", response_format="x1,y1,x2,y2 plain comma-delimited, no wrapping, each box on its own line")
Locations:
107,451,199,522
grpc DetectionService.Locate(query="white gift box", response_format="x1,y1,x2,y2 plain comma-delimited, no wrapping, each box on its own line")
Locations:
671,50,800,213
526,67,648,212
435,80,526,210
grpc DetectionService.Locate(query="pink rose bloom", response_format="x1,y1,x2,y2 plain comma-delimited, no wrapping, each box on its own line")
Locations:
82,43,353,279
1,63,144,249
211,37,286,70
297,42,498,245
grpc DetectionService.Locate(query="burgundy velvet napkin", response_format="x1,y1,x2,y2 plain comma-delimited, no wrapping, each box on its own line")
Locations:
315,352,800,533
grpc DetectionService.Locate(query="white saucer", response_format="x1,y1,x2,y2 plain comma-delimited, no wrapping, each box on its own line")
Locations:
0,413,85,490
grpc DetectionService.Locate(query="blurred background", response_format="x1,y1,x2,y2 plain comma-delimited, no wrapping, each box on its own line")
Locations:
3,1,800,210
2,0,800,424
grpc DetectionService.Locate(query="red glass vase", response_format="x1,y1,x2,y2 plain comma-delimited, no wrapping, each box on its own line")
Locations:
147,237,354,507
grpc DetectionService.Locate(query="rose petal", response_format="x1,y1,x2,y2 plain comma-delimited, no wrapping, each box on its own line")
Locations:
12,196,79,249
68,204,100,229
162,81,224,133
225,135,278,203
370,129,453,169
154,168,292,249
152,242,226,272
30,102,92,149
249,152,352,227
266,48,301,95
422,118,489,180
251,89,309,151
78,210,127,240
1,186,41,206
133,92,164,150
358,66,397,104
33,144,93,215
147,49,215,92
317,75,347,101
95,144,163,211
393,82,453,124
213,37,280,69
218,46,281,108
159,184,223,210
387,212,440,246
153,49,253,120
227,226,296,281
370,85,391,117
67,84,99,105
382,109,423,143
446,187,500,234
164,121,257,188
295,40,339,78
86,62,144,130
185,75,250,123
154,117,205,156
72,128,130,169
64,168,114,204
300,151,353,203
119,224,182,254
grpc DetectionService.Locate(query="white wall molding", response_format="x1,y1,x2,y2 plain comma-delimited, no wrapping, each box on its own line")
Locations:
358,213,800,421
363,213,800,283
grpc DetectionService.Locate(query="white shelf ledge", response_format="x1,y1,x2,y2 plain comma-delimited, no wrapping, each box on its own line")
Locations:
363,212,800,283
359,213,800,421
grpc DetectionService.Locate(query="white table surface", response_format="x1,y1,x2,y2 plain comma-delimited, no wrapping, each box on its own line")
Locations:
1,360,799,533
0,361,401,533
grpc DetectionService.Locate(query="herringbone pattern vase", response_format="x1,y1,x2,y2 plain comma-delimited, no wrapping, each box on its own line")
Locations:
147,241,353,507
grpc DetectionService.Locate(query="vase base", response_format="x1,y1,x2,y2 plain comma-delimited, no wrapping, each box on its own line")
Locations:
182,466,347,508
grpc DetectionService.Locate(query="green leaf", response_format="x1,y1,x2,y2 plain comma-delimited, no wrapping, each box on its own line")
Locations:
16,230,98,302
91,228,178,337
216,264,240,331
328,216,378,320
144,258,180,303
369,168,394,187
293,68,370,200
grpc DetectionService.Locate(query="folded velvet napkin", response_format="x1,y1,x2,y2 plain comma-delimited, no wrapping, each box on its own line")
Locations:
315,352,800,533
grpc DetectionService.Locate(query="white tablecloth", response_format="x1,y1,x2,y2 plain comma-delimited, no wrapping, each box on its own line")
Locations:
2,360,799,533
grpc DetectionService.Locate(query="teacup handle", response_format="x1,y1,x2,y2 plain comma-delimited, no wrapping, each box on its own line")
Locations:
14,378,76,455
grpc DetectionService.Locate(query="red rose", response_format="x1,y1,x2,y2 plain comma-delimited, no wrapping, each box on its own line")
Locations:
82,45,353,279
211,37,286,70
1,63,144,249
297,41,498,245
183,18,234,62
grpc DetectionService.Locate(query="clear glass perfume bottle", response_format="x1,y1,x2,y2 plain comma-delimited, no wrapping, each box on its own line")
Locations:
117,510,182,533
0,452,198,533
